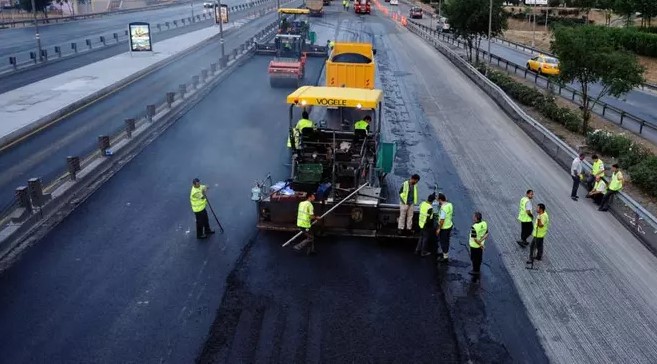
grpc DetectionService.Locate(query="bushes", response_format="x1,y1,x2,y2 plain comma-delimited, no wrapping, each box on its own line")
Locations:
485,69,583,132
629,157,657,197
607,27,657,58
586,130,633,158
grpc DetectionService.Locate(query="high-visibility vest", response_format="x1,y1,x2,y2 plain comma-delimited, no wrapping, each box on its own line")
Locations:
594,180,607,194
532,211,549,238
354,120,369,131
440,202,453,229
609,171,623,191
517,196,532,222
469,221,488,248
418,201,433,229
399,180,418,205
592,159,604,177
190,185,207,213
297,200,313,228
287,118,315,148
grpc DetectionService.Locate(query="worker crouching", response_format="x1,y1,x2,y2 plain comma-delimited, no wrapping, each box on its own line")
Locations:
295,192,321,254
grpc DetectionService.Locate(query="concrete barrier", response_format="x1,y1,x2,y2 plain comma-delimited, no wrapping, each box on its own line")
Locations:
406,22,657,255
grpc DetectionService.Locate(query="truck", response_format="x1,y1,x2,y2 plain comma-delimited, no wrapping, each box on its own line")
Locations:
306,0,324,16
325,42,376,89
354,0,370,14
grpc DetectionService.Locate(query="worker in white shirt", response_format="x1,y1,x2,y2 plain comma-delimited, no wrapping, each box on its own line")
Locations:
570,153,585,201
587,175,606,206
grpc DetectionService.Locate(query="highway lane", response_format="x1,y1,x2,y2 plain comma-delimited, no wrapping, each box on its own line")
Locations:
0,12,279,212
390,1,657,127
377,5,657,362
0,8,464,363
0,0,244,57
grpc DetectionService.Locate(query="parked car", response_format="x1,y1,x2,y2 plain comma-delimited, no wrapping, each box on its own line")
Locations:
390,0,398,5
527,55,560,76
409,6,422,19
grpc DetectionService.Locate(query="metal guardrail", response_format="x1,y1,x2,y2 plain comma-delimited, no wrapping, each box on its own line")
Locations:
410,21,657,143
0,21,280,257
0,0,266,28
1,0,280,76
406,20,657,253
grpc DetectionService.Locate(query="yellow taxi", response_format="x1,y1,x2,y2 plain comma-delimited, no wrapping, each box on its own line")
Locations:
526,55,560,76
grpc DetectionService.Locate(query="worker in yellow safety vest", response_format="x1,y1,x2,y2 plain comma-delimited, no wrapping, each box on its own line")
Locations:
398,173,420,235
436,193,454,263
190,178,215,239
527,203,549,265
587,175,606,205
354,115,371,134
587,154,605,191
328,40,335,50
415,193,436,257
294,192,321,254
287,111,316,149
599,163,623,212
468,211,489,277
516,189,534,248
342,0,348,10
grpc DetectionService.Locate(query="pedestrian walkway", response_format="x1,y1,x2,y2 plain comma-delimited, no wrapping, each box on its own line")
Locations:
0,15,253,148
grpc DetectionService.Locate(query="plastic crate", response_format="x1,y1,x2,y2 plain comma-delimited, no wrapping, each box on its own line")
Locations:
295,163,323,183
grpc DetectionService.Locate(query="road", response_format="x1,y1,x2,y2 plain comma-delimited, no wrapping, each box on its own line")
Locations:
390,1,657,127
0,11,277,213
0,2,234,57
0,8,465,364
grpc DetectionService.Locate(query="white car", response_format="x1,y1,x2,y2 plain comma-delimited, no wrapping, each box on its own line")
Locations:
203,1,217,8
390,0,398,5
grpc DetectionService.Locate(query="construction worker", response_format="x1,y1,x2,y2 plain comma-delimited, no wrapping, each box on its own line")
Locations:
516,189,534,248
599,163,623,212
294,192,321,254
587,154,605,191
190,178,215,239
287,111,316,149
436,193,453,263
398,174,420,235
328,40,335,50
570,153,585,201
527,203,549,265
587,175,607,205
468,211,489,276
354,115,371,134
415,193,436,257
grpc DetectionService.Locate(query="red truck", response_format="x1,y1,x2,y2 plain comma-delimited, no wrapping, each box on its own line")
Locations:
354,0,371,14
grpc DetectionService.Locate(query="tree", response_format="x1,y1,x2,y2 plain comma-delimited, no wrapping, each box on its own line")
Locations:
551,25,644,133
443,0,508,63
570,0,597,21
19,0,52,17
635,0,656,27
613,0,636,27
597,0,615,26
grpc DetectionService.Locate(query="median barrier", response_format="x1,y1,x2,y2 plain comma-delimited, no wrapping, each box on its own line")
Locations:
0,20,280,263
405,21,657,255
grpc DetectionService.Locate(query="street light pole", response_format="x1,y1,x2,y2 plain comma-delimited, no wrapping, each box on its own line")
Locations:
531,1,536,48
487,0,492,62
31,0,43,62
217,0,225,58
191,0,194,22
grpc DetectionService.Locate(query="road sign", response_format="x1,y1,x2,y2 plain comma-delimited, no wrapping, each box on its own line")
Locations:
128,22,152,52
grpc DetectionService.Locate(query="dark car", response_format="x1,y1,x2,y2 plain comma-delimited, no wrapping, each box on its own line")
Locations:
410,6,423,19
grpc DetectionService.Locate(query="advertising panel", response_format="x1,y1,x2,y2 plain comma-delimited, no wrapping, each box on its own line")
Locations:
215,4,229,24
128,22,153,52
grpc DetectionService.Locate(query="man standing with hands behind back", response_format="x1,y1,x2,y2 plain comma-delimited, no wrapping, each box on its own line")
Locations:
516,190,534,248
398,174,420,235
190,178,215,239
570,153,585,200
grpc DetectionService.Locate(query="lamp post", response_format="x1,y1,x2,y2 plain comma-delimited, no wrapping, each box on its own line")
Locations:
191,0,194,22
31,0,43,62
487,0,492,62
531,0,536,48
217,0,224,58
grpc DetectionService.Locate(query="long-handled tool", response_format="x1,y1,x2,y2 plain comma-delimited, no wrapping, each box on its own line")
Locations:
282,183,369,247
206,198,225,234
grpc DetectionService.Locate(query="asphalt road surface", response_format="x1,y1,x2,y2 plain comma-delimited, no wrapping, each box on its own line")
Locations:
390,1,657,127
0,12,277,213
0,1,240,57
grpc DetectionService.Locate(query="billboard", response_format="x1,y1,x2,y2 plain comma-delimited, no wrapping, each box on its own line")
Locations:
128,22,153,52
524,0,548,4
215,4,229,24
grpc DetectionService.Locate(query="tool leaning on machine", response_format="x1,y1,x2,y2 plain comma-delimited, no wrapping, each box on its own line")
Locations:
254,8,329,88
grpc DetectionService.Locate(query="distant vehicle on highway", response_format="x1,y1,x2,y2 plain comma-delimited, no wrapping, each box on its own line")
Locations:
390,0,398,5
527,55,560,76
409,6,422,19
203,0,218,8
436,17,451,33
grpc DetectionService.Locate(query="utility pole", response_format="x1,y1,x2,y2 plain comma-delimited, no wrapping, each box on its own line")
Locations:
217,0,224,58
531,0,536,48
31,0,43,62
487,0,492,62
191,0,194,22
277,0,280,20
